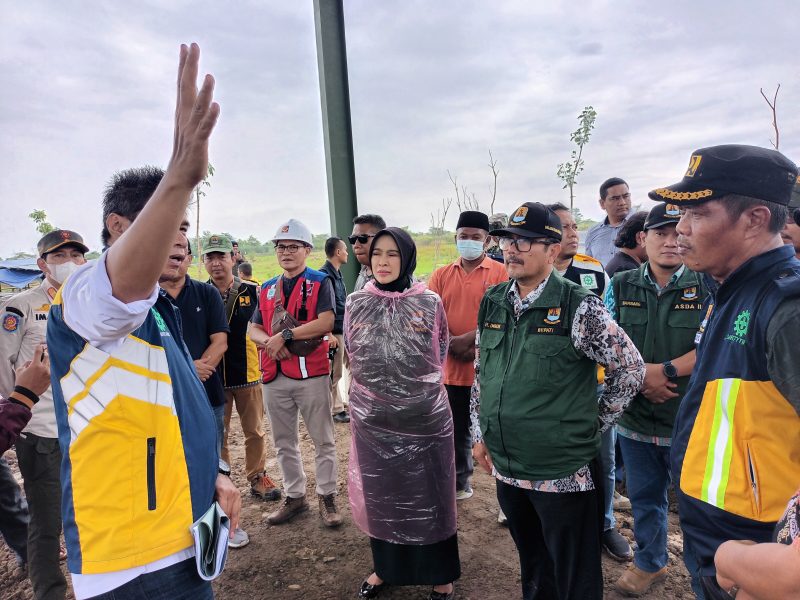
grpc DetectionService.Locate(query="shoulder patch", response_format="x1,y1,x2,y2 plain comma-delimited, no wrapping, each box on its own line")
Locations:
573,253,604,269
2,313,21,332
4,306,24,318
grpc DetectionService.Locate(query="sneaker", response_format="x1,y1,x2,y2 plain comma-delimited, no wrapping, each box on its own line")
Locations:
455,488,474,501
332,411,350,424
267,495,309,525
318,493,343,528
613,490,632,510
228,527,250,549
497,509,508,526
251,472,281,501
615,565,668,596
603,528,634,561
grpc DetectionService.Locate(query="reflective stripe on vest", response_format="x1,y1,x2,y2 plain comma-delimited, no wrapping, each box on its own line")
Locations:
701,378,741,508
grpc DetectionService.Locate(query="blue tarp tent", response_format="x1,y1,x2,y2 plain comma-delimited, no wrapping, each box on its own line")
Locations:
0,258,42,289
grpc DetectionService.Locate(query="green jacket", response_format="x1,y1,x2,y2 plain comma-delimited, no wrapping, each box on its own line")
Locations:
477,274,598,480
611,265,706,437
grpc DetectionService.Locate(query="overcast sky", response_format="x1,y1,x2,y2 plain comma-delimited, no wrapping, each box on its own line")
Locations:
2,0,798,257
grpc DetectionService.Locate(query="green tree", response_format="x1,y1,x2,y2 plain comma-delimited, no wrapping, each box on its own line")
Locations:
29,209,55,235
556,106,597,211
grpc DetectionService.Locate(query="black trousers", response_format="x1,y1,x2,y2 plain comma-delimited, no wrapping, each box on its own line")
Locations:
16,433,66,600
0,456,29,563
496,477,604,600
444,385,473,492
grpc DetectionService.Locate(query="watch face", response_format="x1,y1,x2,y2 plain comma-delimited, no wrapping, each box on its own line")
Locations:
664,363,677,378
219,459,231,474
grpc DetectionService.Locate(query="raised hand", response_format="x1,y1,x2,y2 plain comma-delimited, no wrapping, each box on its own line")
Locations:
167,43,220,192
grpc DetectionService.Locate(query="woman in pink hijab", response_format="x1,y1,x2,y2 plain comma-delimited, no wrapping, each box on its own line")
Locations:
344,227,459,600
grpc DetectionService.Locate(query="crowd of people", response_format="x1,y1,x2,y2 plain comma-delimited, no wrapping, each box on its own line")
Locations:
1,43,800,600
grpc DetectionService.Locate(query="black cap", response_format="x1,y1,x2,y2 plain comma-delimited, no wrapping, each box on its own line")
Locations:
644,203,682,230
456,210,490,231
37,230,89,257
489,202,562,242
789,175,800,210
649,144,798,207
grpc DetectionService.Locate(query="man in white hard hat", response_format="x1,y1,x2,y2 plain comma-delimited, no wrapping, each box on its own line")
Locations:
248,219,342,528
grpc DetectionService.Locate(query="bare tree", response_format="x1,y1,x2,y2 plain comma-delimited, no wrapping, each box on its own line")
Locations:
488,149,499,215
191,163,215,277
448,171,480,213
760,84,781,150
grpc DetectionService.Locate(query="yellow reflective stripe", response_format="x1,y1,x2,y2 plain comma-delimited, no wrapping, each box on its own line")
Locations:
701,378,741,507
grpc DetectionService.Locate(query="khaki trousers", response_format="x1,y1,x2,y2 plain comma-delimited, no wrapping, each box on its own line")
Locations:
330,334,345,414
222,384,267,481
263,373,337,498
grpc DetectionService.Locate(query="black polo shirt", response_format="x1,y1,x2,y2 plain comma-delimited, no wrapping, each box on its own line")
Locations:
170,276,230,406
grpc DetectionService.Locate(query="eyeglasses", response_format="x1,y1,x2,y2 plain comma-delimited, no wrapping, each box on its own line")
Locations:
274,244,305,254
606,193,631,203
348,234,376,245
498,237,553,252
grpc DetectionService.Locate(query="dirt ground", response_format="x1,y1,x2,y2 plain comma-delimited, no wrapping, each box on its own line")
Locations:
1,411,695,600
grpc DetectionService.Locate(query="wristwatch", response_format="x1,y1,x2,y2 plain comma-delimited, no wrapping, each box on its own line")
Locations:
218,459,231,477
662,361,678,380
281,328,294,341
727,585,739,598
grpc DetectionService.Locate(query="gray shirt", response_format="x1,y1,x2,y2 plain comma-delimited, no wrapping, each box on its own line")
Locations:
584,216,627,267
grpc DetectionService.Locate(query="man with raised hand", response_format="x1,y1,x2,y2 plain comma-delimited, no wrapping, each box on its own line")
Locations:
46,44,239,600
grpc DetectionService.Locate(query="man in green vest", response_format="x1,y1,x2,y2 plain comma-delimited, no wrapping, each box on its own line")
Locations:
471,202,645,600
605,202,707,596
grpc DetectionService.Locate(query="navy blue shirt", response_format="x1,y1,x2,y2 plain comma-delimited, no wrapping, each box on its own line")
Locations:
170,276,230,406
319,260,346,334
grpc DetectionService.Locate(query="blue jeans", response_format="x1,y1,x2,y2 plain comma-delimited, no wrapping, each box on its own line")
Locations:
618,435,671,572
86,558,212,600
212,404,225,455
599,426,616,530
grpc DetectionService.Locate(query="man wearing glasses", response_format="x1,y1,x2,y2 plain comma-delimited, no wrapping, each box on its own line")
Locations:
470,202,644,600
248,220,342,528
585,177,633,266
349,214,386,291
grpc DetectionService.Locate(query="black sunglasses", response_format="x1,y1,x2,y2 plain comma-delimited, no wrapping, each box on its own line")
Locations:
348,233,376,245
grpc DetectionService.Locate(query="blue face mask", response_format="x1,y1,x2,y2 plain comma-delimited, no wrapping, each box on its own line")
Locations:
456,239,486,261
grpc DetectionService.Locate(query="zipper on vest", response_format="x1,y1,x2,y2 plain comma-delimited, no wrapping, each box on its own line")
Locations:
746,444,760,513
497,320,517,478
147,437,157,511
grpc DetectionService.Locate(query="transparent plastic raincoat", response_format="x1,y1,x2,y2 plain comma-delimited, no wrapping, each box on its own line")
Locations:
345,281,457,545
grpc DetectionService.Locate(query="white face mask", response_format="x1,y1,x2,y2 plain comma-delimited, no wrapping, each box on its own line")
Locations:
48,261,82,284
456,239,486,261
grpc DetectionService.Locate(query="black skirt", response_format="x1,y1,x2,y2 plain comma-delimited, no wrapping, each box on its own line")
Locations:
370,534,461,586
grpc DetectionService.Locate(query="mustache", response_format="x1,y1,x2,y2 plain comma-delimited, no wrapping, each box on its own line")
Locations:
505,257,525,265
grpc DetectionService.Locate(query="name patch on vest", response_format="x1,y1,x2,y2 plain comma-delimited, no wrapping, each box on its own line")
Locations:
621,300,643,308
483,321,505,331
673,303,700,311
530,326,568,336
267,286,276,300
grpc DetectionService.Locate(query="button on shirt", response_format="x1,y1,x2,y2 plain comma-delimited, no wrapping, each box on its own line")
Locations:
427,256,508,386
584,216,629,266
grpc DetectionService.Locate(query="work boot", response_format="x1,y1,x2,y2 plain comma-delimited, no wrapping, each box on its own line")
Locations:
266,495,309,525
318,493,343,528
614,565,668,596
250,472,281,501
614,490,632,510
603,528,633,561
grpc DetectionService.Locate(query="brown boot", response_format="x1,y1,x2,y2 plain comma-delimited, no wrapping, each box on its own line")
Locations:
614,565,668,596
266,495,309,525
318,493,343,528
250,472,281,501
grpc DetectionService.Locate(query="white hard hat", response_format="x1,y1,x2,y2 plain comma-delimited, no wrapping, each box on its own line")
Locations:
271,219,314,248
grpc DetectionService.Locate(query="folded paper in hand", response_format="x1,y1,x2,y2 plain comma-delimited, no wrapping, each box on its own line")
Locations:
190,501,230,581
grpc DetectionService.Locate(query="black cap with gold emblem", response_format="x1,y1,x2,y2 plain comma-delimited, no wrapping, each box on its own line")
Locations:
37,230,90,257
644,203,682,230
649,144,798,207
489,202,563,242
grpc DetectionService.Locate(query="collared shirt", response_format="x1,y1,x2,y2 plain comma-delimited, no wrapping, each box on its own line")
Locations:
427,256,508,386
584,216,629,266
605,251,641,277
319,260,346,334
354,265,373,292
470,274,645,492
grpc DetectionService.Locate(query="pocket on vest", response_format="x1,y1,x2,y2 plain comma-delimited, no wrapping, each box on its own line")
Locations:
522,336,572,382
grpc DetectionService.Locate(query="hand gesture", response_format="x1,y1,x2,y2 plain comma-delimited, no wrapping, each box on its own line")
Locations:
167,43,220,192
15,345,51,397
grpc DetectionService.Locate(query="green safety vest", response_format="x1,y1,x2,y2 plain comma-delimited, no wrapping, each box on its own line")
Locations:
477,273,598,480
611,264,706,438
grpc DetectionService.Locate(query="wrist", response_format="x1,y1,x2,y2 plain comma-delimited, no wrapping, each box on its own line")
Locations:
13,385,39,407
9,392,35,410
662,361,678,379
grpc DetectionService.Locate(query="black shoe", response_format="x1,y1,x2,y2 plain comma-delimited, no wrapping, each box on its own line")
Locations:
358,579,387,599
428,589,455,600
333,411,351,423
602,528,633,561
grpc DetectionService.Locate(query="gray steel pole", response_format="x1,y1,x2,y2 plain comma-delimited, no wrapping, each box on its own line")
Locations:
313,0,359,291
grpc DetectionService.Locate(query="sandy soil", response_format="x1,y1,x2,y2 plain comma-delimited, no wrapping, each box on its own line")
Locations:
1,411,695,599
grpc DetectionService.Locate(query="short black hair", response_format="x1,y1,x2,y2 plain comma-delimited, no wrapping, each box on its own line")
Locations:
101,166,164,246
721,195,788,234
599,177,628,200
238,262,253,277
546,202,570,213
614,211,647,248
352,214,386,230
325,236,343,258
187,241,193,256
